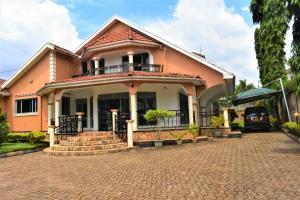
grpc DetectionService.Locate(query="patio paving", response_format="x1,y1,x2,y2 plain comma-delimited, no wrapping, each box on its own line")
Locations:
0,132,299,200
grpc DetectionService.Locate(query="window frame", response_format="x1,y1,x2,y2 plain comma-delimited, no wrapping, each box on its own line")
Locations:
15,98,38,116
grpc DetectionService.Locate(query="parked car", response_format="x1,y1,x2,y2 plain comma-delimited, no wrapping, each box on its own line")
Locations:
243,107,270,132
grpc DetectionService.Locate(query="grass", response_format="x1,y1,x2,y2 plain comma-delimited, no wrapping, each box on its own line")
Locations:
0,142,48,154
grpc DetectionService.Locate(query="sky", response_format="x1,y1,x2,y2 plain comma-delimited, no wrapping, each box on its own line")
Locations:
0,0,288,86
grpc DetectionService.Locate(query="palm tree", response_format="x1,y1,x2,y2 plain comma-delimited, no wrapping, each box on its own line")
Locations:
235,80,255,95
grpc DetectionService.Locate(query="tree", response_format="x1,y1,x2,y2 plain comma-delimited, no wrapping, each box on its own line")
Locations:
250,0,290,89
235,80,256,94
288,0,300,96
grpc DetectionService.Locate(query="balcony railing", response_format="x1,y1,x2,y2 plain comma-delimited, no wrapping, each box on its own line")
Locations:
73,63,163,78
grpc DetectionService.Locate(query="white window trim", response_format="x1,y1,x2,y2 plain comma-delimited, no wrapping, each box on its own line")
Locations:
15,98,38,116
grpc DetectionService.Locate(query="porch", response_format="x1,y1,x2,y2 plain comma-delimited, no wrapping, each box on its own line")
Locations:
47,82,198,134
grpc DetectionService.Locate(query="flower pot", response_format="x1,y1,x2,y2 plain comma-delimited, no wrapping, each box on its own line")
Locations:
176,140,183,145
153,140,163,147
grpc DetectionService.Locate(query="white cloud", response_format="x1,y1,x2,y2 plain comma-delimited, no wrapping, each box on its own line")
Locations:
241,6,249,12
0,0,83,79
144,0,259,85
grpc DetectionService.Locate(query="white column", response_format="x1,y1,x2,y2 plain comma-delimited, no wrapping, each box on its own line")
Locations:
55,100,60,126
93,95,98,131
111,109,118,136
223,108,230,128
48,103,52,126
49,51,56,81
128,51,134,71
94,58,99,75
130,94,137,131
188,95,194,125
126,120,134,147
48,125,55,148
77,112,84,133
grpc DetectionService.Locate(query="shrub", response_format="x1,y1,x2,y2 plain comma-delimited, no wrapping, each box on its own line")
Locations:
144,109,176,140
7,131,46,144
282,122,300,136
187,124,199,138
29,131,46,144
211,115,224,128
0,108,9,145
169,131,186,140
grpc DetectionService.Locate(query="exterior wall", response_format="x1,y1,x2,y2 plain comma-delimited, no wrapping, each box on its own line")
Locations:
56,52,81,80
4,53,50,132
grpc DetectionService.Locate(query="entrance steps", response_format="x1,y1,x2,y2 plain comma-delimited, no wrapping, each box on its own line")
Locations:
44,131,133,156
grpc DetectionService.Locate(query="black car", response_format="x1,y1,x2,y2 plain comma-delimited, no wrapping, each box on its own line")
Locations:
244,107,270,132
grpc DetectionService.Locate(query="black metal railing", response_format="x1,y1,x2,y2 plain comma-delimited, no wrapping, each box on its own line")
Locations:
199,111,223,127
114,112,130,141
73,63,163,78
54,115,83,141
137,110,189,130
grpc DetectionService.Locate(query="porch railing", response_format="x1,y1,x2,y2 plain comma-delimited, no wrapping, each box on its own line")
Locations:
137,110,189,130
199,111,223,127
73,63,163,78
114,112,129,141
54,115,83,141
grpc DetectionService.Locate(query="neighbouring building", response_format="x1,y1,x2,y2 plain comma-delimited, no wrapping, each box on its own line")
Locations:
0,16,235,134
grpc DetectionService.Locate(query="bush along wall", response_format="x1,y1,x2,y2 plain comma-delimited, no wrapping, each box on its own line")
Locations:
282,122,300,136
7,131,46,144
0,108,9,145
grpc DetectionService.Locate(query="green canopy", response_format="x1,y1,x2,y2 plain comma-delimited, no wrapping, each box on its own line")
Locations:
232,88,281,106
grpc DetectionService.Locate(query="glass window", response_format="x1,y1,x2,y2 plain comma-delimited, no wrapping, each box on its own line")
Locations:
82,62,87,74
15,98,38,114
62,97,70,115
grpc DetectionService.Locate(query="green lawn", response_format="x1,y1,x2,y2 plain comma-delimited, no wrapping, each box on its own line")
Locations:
0,142,48,154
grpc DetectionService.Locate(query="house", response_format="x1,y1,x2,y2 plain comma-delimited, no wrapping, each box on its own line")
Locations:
0,16,234,136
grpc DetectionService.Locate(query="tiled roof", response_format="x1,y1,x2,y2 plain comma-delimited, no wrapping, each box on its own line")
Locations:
46,71,202,85
0,79,5,86
86,29,158,48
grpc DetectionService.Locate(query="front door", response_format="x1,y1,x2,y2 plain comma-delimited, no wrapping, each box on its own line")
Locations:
98,93,130,131
76,98,88,128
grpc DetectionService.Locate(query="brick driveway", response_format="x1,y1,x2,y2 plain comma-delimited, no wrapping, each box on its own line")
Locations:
0,132,299,200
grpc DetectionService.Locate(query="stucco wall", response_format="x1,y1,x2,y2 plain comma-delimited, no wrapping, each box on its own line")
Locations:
5,52,50,132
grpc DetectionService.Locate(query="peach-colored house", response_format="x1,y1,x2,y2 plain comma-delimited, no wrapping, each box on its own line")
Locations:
0,16,234,134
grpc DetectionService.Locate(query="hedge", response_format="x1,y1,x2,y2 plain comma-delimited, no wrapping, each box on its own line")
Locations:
282,122,300,136
7,131,46,144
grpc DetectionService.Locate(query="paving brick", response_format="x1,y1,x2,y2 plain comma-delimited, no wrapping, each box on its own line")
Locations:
0,132,299,200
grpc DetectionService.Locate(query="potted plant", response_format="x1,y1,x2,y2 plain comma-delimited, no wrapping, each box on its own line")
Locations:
187,124,199,143
211,115,224,137
169,131,186,145
144,109,176,147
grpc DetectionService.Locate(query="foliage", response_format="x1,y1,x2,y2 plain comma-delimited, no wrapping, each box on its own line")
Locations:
0,108,9,145
235,80,256,94
144,109,176,122
288,0,300,96
228,109,238,122
211,115,224,129
7,131,46,144
0,142,48,154
187,124,199,138
169,131,186,141
282,121,300,136
144,109,176,140
250,0,289,89
232,119,244,128
285,77,298,94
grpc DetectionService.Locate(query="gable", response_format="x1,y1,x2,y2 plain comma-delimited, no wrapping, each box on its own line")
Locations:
82,21,158,50
74,16,234,79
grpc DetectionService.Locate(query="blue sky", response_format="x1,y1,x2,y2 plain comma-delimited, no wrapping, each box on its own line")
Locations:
0,0,258,84
56,0,252,40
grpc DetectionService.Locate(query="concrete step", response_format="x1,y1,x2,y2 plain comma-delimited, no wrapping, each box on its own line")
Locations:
51,143,128,151
59,139,123,146
80,131,113,137
44,146,134,156
66,135,117,142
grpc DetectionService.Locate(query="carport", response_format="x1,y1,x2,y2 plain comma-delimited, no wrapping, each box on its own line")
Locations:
232,87,291,122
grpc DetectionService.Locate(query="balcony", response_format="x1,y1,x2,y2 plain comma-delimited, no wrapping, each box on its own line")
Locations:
73,63,163,78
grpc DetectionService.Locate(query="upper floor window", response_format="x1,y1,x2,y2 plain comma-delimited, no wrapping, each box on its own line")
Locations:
82,62,87,74
15,98,38,114
122,53,149,64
